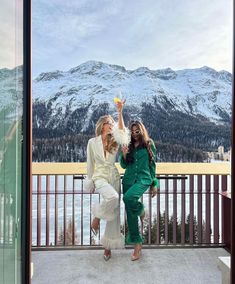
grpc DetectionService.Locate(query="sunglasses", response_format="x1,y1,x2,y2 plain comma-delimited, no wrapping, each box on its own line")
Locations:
103,121,114,126
131,130,141,135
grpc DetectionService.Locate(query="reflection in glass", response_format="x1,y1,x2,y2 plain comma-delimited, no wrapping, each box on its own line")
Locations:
0,0,23,283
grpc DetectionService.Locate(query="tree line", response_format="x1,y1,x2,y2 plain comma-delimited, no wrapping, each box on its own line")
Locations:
32,97,231,162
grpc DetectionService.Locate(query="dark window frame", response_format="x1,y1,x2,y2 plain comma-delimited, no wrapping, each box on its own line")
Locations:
20,1,235,283
22,0,32,283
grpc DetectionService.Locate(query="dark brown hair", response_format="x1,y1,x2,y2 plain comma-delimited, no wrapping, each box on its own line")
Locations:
126,121,154,164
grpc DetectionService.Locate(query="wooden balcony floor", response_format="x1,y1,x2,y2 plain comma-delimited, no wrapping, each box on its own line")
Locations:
32,247,229,284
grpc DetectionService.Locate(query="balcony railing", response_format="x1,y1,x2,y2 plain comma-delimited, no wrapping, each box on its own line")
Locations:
31,162,231,250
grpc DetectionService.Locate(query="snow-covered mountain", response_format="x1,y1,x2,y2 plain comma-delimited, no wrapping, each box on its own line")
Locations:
32,60,232,129
0,62,231,161
0,61,231,125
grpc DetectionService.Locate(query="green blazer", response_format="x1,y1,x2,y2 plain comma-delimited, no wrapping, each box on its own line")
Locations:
120,141,159,188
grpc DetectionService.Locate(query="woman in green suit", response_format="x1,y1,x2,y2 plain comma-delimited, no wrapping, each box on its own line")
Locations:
120,121,159,261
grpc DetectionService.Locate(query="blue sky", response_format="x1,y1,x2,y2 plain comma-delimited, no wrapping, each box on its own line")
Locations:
1,0,232,76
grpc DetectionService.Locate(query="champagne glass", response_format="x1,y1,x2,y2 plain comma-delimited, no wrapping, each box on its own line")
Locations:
114,91,126,104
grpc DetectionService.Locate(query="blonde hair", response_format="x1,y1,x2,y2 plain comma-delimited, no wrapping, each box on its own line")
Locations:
95,115,118,153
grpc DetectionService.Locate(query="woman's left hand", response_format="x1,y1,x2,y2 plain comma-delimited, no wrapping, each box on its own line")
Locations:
150,185,159,198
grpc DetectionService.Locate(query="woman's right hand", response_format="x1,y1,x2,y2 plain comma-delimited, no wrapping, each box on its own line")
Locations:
122,145,128,159
115,99,126,113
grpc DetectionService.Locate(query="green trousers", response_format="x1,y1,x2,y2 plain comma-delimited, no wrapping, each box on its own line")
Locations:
123,182,149,244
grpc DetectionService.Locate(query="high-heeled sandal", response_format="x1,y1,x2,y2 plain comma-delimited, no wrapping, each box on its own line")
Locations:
103,250,111,261
91,227,99,236
91,219,100,236
131,245,142,261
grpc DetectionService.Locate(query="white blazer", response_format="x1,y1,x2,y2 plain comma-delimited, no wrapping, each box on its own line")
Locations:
86,135,120,190
86,127,130,191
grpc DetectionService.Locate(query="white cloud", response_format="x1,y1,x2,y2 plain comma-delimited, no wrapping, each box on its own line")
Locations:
31,0,233,76
0,0,23,69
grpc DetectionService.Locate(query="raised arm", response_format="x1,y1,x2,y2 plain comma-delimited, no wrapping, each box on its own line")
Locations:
116,100,125,129
112,100,130,146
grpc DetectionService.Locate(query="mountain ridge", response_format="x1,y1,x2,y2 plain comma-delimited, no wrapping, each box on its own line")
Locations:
31,60,231,129
0,62,231,162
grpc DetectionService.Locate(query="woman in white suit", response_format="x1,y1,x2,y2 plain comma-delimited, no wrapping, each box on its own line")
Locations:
85,101,129,261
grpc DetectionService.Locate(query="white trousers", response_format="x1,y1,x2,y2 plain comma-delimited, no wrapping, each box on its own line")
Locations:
92,181,124,249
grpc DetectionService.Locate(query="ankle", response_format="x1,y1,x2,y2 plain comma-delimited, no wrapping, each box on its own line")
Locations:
134,244,142,251
92,218,100,227
94,217,100,223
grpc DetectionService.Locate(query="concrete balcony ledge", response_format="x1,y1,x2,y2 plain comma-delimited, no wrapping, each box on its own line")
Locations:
218,256,230,284
32,248,229,284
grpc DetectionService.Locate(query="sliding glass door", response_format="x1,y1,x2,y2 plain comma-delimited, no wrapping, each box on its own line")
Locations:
0,1,24,283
